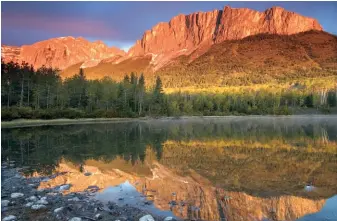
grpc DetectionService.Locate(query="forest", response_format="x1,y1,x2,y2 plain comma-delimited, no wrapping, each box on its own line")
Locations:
1,61,337,120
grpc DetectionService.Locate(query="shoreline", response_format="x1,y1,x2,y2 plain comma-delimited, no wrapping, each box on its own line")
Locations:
2,114,337,128
1,117,144,128
1,162,173,221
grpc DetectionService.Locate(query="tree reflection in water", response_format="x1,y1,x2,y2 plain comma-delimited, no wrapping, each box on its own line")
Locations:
2,117,337,220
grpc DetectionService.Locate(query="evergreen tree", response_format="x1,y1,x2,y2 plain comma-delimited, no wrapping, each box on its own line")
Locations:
304,94,314,108
123,74,130,84
130,72,138,113
117,82,129,116
327,91,336,107
153,76,164,103
78,68,88,108
130,72,137,85
138,73,145,116
152,76,164,114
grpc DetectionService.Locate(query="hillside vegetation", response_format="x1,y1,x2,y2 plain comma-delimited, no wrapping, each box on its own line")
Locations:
158,31,337,87
61,56,152,81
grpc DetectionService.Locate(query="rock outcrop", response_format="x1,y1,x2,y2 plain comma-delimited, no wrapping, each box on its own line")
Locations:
1,37,126,70
1,45,21,63
128,6,322,68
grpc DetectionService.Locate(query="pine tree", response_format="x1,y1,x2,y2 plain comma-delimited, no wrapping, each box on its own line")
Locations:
154,76,163,103
130,72,137,85
130,72,138,113
138,73,145,116
152,76,164,114
78,68,88,108
123,74,130,84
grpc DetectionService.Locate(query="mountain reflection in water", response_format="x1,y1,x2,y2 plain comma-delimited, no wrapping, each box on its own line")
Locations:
2,116,337,221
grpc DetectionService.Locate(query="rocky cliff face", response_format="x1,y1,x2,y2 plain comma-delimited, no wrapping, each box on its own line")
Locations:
128,6,322,67
1,45,21,63
1,6,324,73
1,37,126,70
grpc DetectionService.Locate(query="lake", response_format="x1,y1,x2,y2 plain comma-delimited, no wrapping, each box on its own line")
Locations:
2,116,337,221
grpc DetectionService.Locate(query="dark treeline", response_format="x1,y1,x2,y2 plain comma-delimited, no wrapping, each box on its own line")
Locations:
1,61,337,120
1,61,165,120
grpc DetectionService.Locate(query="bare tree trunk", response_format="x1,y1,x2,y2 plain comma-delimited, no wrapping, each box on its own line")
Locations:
36,87,40,109
139,102,142,116
20,75,24,107
320,89,328,106
124,90,127,112
56,86,59,107
47,85,50,109
134,91,137,113
27,80,30,106
138,92,143,116
78,93,82,108
7,84,10,108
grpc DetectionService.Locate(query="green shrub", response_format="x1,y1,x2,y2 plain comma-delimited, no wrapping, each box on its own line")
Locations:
17,107,34,119
1,108,19,121
85,109,105,118
60,108,85,119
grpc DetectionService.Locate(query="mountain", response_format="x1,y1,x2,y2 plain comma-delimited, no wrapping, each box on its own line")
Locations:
157,30,337,87
2,6,336,86
61,30,337,87
1,37,125,70
60,6,336,85
128,6,322,69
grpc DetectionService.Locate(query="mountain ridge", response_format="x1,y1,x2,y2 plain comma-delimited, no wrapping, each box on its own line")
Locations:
1,36,126,70
57,30,336,87
127,5,322,69
2,5,335,85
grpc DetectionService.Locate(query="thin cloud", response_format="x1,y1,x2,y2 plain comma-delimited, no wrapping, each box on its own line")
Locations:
2,12,119,40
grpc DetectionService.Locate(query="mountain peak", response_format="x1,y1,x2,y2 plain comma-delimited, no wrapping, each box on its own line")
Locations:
128,6,323,57
1,36,126,70
57,36,75,40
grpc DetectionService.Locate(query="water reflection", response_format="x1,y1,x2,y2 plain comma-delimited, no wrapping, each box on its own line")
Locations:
2,116,337,220
297,195,337,221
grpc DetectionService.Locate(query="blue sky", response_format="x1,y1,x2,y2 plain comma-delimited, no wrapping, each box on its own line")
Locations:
1,1,336,51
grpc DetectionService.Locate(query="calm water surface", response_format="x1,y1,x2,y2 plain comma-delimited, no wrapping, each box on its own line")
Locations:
2,116,337,221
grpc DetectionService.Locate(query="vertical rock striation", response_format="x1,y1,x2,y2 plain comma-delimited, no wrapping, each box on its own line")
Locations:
128,6,322,58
